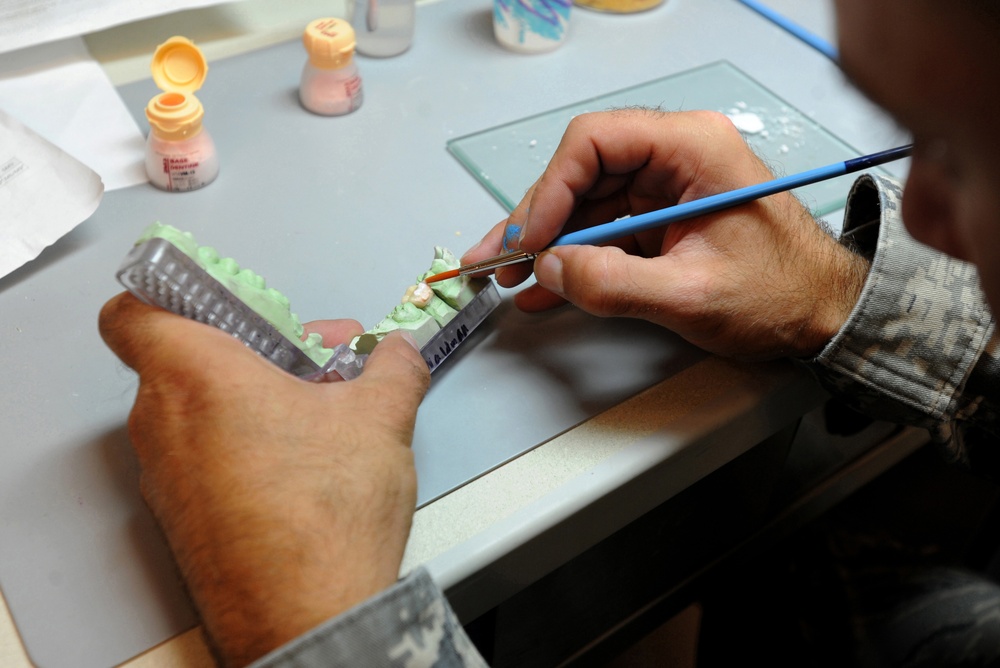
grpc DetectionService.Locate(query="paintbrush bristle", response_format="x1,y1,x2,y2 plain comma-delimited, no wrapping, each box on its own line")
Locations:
423,268,460,284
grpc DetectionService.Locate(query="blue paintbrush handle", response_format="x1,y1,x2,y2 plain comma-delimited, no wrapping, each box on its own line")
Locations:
550,145,912,248
736,0,838,61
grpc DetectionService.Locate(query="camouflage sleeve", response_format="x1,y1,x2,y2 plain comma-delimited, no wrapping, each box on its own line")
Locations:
806,173,999,463
248,567,489,668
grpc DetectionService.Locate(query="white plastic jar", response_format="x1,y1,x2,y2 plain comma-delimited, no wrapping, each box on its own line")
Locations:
493,0,572,53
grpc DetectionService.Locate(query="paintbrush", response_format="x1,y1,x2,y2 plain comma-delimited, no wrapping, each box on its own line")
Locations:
424,144,912,284
736,0,838,61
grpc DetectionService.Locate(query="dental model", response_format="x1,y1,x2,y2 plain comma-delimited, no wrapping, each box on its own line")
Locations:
350,247,498,367
116,224,499,379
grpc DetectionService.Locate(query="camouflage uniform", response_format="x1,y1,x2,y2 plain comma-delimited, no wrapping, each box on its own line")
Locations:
807,174,1000,667
252,174,1000,667
812,174,999,465
250,567,487,667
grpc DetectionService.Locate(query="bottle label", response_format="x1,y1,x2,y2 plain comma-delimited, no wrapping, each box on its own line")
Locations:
145,136,220,192
345,74,363,111
161,155,205,191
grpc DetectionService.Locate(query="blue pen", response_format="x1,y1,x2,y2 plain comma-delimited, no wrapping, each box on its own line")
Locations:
424,145,912,283
736,0,838,61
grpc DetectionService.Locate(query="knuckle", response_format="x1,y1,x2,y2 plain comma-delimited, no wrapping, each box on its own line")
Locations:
567,249,637,318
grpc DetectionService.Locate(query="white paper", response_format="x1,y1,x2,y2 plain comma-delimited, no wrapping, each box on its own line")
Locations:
0,0,242,55
0,108,104,280
0,37,147,192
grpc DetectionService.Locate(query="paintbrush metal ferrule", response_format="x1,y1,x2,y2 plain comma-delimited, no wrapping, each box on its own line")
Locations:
461,249,537,274
423,249,538,283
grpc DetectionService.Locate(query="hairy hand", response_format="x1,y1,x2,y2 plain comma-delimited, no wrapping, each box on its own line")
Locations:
99,293,430,666
463,109,869,360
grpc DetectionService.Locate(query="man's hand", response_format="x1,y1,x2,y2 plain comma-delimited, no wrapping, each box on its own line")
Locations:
99,293,430,667
463,109,869,360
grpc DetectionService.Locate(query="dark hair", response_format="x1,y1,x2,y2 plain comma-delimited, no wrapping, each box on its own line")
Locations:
965,0,1000,22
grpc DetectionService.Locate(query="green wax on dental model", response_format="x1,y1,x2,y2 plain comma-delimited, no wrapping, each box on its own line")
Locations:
422,293,459,327
418,246,483,309
350,245,491,356
351,302,441,354
351,318,398,355
390,302,441,343
136,222,335,366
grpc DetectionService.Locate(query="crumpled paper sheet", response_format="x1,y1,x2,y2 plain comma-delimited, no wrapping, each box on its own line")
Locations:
0,108,104,279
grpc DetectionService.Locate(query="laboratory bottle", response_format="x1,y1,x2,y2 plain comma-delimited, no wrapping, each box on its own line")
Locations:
300,18,364,116
144,36,219,192
494,0,572,53
349,0,416,57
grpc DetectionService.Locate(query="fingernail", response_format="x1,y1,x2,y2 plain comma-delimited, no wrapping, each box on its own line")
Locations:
502,224,521,253
535,252,564,296
398,331,421,352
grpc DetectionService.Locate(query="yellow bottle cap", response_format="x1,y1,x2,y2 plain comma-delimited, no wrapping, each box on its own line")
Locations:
150,36,208,94
303,18,357,69
146,36,208,140
146,91,204,140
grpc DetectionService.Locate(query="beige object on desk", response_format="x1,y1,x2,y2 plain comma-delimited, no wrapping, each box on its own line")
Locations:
0,591,30,667
574,0,665,13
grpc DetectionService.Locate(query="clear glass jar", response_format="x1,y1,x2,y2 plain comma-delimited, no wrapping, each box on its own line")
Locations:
349,0,415,57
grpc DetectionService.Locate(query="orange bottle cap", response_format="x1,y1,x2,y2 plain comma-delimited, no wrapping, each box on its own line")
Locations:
150,36,208,93
303,18,357,69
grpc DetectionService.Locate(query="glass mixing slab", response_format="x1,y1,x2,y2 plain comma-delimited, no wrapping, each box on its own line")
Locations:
448,60,866,217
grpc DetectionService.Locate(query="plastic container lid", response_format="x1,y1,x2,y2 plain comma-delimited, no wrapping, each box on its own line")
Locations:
303,18,357,69
151,36,208,94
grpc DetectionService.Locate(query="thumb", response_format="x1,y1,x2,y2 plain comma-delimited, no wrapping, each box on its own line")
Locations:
533,245,683,321
356,331,431,412
99,292,235,375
